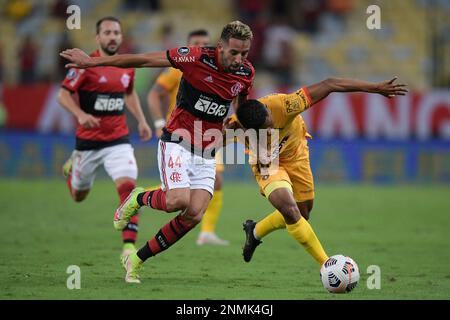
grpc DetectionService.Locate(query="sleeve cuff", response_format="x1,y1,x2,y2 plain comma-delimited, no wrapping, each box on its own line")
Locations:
302,87,312,107
166,50,177,68
61,85,75,93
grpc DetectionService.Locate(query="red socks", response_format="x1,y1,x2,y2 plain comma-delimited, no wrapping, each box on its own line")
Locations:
137,188,168,212
137,214,195,261
67,173,73,194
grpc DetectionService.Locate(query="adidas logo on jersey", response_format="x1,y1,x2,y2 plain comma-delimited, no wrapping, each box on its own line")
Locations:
99,76,108,83
204,75,213,83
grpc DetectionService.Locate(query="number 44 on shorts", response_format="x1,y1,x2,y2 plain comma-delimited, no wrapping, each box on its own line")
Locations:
168,156,182,169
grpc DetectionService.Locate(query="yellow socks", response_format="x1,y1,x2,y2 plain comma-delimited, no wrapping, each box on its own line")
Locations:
286,217,328,264
200,190,223,233
254,210,286,239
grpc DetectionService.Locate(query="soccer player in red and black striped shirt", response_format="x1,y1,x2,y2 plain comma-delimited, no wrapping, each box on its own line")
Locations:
61,21,254,283
58,17,152,261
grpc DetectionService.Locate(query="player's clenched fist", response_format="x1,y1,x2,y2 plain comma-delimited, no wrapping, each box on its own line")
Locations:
77,112,100,129
138,121,152,142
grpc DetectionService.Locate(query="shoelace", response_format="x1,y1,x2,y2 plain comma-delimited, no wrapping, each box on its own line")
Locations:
129,262,142,279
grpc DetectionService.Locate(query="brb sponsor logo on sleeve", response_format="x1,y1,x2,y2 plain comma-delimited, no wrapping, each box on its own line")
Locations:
194,95,228,117
67,69,85,87
66,69,77,80
94,94,124,112
174,47,195,63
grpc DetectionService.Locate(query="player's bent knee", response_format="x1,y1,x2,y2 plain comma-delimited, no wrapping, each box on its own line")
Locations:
184,201,208,226
297,200,314,220
301,211,310,220
185,213,203,227
166,193,190,212
299,210,310,220
280,204,302,224
186,204,205,219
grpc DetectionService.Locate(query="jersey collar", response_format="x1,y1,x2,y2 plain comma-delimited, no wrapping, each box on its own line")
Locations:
215,47,224,72
90,49,101,57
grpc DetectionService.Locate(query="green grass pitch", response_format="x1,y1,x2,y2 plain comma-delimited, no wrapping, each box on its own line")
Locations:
0,179,449,299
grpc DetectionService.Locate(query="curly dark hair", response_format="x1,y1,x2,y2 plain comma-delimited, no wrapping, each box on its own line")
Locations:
236,99,268,129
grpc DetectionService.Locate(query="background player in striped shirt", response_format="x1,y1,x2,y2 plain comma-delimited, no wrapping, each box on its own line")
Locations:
58,17,152,259
147,29,229,246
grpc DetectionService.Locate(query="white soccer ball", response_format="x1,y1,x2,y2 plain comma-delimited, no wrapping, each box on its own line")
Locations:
320,254,360,293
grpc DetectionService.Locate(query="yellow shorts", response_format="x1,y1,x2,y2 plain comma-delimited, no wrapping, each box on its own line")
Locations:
252,144,314,202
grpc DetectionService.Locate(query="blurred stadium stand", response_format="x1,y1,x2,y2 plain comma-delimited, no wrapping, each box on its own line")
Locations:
0,0,449,183
1,0,449,87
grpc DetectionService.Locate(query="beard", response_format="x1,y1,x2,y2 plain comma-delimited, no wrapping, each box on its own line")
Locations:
225,63,240,73
229,64,240,71
221,56,233,73
101,42,119,55
221,55,240,73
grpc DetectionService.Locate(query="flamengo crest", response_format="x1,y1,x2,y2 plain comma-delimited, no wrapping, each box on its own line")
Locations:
121,73,130,88
231,82,244,97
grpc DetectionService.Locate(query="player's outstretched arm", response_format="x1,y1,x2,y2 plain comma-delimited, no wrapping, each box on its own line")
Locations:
306,76,408,106
60,48,172,69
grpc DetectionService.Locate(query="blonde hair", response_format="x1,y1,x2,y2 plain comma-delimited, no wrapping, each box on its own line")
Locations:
220,21,253,42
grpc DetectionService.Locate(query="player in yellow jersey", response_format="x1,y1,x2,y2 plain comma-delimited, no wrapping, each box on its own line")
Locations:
147,29,229,245
231,77,407,265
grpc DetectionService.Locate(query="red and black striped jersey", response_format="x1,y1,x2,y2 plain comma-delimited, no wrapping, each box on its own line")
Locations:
164,46,254,152
61,50,135,150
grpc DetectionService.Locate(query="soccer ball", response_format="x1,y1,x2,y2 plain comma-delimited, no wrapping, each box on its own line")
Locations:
320,254,360,293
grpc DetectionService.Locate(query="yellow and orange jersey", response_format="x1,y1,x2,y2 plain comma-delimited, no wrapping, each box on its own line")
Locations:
227,88,315,201
155,67,182,121
229,87,312,159
259,87,312,159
